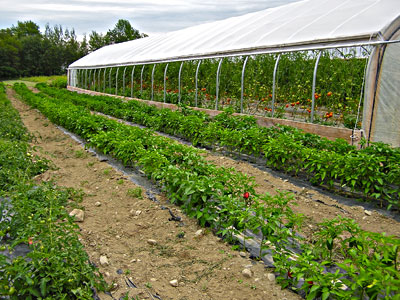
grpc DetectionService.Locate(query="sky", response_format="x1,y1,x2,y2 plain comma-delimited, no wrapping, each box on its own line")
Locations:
0,0,300,38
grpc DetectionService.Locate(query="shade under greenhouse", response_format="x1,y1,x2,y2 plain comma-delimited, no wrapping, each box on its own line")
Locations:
68,0,400,147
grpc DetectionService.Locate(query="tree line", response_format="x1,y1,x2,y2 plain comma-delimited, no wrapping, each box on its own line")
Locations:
0,19,146,80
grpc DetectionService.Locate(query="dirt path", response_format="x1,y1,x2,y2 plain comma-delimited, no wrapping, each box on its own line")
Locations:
7,88,303,299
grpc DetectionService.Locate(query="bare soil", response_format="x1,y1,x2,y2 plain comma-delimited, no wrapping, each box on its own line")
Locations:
6,87,400,300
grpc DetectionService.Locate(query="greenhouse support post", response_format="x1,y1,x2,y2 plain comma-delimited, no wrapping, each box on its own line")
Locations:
215,58,223,110
103,68,106,93
311,51,322,123
109,67,112,92
115,68,119,95
178,61,184,104
122,67,127,95
195,60,202,107
241,56,249,113
67,69,70,86
89,70,92,89
85,69,88,90
140,65,145,96
163,63,169,103
151,64,156,101
93,70,97,90
131,66,135,98
97,69,101,92
272,54,281,116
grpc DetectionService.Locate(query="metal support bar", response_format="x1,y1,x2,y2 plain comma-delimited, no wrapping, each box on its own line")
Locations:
178,61,184,104
195,60,202,107
98,68,101,92
67,69,70,86
93,70,96,90
151,64,156,101
240,56,249,113
115,68,119,95
89,70,92,89
131,66,135,98
140,65,145,96
163,63,169,103
271,54,281,116
311,51,322,123
109,67,112,92
103,68,106,93
85,69,88,89
215,58,223,110
122,67,127,95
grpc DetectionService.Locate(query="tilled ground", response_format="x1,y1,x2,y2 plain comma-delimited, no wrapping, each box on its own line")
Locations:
6,87,400,300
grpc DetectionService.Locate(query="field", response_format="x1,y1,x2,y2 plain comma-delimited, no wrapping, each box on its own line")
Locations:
0,79,399,299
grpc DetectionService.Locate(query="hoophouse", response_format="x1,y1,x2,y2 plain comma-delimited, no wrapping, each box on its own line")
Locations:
68,0,400,147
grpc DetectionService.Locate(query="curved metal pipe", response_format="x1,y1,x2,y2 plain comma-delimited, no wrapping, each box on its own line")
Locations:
130,66,136,98
109,67,112,92
115,68,119,95
178,61,184,104
195,60,202,107
311,51,322,123
103,68,107,93
85,69,88,90
215,58,223,110
151,64,156,101
140,65,145,96
122,67,127,95
97,68,101,92
240,56,249,113
163,63,169,103
271,54,281,116
93,69,96,90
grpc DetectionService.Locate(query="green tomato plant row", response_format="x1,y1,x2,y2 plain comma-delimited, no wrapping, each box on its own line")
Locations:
15,83,400,299
0,83,107,299
38,84,400,211
79,51,367,128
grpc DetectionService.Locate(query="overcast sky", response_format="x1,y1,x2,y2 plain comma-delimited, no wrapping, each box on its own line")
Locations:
0,0,300,38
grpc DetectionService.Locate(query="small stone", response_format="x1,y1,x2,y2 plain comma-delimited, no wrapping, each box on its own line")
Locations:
116,235,120,239
99,255,109,266
105,272,110,277
194,229,203,237
169,279,179,287
267,273,276,281
69,209,85,222
135,210,142,216
364,210,372,216
95,201,101,207
242,268,252,278
147,239,157,246
130,259,137,263
239,251,247,258
150,278,157,282
254,278,261,282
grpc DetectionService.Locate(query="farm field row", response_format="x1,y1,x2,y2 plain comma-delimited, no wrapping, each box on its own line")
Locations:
5,84,303,300
38,84,400,212
0,83,106,298
13,83,400,299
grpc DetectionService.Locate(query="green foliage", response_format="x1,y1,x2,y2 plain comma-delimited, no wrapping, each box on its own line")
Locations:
0,83,106,298
37,84,400,211
14,82,400,298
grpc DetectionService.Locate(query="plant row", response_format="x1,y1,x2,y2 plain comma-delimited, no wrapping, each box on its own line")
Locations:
38,84,400,211
16,83,400,299
0,82,106,299
76,50,367,128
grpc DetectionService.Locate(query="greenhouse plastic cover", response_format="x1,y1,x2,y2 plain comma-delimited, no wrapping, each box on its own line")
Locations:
69,0,400,69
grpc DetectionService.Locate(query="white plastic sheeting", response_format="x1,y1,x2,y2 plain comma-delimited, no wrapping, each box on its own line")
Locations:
363,40,400,147
69,0,400,69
